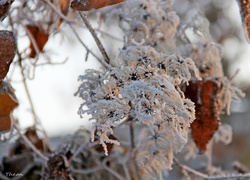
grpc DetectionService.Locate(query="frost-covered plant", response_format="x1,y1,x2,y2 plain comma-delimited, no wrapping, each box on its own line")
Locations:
108,0,180,53
75,0,203,175
75,0,245,177
75,44,197,176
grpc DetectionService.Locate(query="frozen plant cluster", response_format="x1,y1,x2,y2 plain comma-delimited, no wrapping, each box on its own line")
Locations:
108,0,179,53
75,0,244,176
75,43,199,173
75,0,202,175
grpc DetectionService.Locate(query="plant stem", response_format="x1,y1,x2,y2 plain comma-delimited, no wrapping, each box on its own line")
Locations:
129,125,141,180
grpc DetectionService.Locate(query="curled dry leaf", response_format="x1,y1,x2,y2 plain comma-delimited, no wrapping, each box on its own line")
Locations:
26,25,49,58
0,0,14,21
184,78,223,153
70,0,124,11
0,30,16,85
0,83,18,133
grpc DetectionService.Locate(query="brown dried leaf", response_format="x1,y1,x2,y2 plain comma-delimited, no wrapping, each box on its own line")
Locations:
0,83,18,133
70,0,124,11
0,30,16,85
0,0,14,21
185,78,223,153
26,25,49,58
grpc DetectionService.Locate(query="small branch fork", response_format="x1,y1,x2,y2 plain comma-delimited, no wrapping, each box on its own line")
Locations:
43,0,111,69
67,23,110,69
174,158,250,180
8,15,49,140
78,12,110,64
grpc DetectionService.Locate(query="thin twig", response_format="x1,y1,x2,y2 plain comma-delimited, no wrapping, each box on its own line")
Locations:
12,162,35,180
230,69,240,83
43,0,75,24
35,57,68,66
71,166,103,175
94,28,123,42
129,125,135,148
43,0,111,69
206,173,250,180
102,157,126,180
85,50,89,61
0,173,10,180
8,15,49,141
122,163,131,180
67,24,110,69
174,158,250,179
233,161,249,174
79,12,110,64
174,158,208,179
19,53,48,139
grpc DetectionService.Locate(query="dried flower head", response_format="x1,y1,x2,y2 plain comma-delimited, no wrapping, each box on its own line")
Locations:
76,44,198,169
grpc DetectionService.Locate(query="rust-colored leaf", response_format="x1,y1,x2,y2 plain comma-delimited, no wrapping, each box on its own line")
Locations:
0,83,18,133
70,0,124,11
185,78,223,153
0,0,14,21
57,0,70,27
26,25,49,58
0,30,16,85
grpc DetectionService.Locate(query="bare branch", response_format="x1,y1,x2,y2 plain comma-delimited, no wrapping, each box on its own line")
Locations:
102,157,126,180
174,158,208,179
206,173,250,180
71,166,103,175
79,12,110,64
43,0,75,24
68,23,111,69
